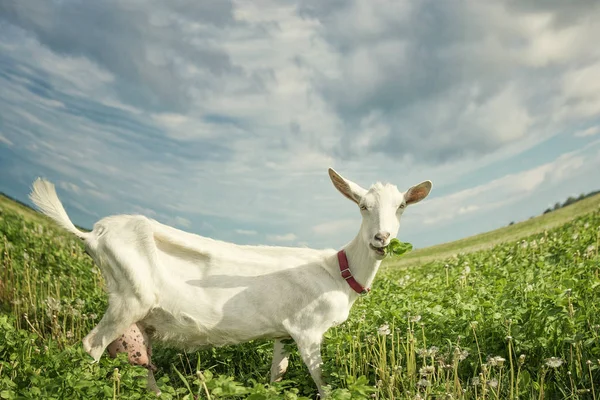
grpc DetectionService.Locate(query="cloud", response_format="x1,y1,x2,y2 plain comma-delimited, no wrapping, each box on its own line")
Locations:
0,0,239,113
174,216,192,228
297,0,600,164
574,126,600,138
235,229,258,235
266,233,297,242
420,147,593,226
312,219,357,236
0,133,13,146
1,0,600,251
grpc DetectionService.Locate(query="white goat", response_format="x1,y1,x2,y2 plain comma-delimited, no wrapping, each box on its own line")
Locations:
29,169,431,397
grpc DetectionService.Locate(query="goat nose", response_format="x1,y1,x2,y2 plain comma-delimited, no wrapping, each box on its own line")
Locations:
374,232,390,242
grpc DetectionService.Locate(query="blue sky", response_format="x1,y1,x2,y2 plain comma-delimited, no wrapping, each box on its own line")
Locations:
1,1,600,250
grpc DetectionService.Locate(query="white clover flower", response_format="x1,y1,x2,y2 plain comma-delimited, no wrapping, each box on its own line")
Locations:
493,356,506,366
545,357,563,368
45,297,62,312
524,284,534,292
429,346,439,357
410,315,422,323
417,378,431,388
487,379,498,388
377,323,391,336
419,366,435,376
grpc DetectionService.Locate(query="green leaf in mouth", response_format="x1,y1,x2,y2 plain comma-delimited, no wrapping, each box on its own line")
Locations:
384,238,413,257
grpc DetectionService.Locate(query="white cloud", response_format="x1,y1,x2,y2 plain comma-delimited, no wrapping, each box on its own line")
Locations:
421,148,592,226
0,133,13,146
266,233,297,242
235,229,258,235
174,216,191,228
574,126,600,138
312,219,357,236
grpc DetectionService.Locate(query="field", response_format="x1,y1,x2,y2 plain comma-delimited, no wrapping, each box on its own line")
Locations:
1,193,599,399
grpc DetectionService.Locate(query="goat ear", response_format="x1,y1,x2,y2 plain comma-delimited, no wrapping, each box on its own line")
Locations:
405,180,432,205
328,168,366,205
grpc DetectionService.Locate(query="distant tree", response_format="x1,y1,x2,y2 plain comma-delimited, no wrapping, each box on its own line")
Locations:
578,193,585,200
543,208,552,214
553,202,561,210
562,196,577,207
508,221,515,226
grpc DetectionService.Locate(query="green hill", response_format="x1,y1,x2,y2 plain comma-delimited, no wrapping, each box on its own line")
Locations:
387,192,600,268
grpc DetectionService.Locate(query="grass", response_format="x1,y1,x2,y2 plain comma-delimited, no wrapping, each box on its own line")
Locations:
1,192,599,399
389,192,600,268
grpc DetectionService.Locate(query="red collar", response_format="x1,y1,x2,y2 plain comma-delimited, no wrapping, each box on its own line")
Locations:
337,250,370,295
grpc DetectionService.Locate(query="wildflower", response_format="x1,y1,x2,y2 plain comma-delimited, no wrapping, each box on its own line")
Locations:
419,366,435,376
66,330,74,339
471,377,480,386
524,284,534,292
487,379,498,388
409,315,421,323
89,313,98,320
518,354,526,365
520,240,528,249
505,335,513,341
585,245,595,256
429,346,439,357
545,357,563,368
417,378,431,388
493,356,506,367
23,251,30,261
455,349,469,362
75,299,85,308
377,324,391,336
470,321,479,329
46,297,61,312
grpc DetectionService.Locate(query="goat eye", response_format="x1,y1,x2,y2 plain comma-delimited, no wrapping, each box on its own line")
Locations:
398,203,406,209
360,205,368,211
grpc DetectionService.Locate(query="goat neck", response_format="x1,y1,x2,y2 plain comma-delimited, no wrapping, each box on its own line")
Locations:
341,234,382,294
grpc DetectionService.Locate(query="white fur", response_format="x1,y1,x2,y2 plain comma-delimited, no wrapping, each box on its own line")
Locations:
29,170,431,397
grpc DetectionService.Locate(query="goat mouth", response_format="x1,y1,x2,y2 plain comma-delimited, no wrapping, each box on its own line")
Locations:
369,244,385,256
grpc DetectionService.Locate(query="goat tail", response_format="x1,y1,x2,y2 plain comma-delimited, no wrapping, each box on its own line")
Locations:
29,178,90,240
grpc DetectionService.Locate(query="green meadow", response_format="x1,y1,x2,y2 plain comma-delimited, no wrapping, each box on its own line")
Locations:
1,193,599,399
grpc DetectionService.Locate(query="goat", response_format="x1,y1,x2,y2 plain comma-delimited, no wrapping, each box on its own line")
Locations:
29,168,432,397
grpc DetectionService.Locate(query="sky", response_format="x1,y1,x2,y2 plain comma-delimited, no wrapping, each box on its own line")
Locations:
1,0,600,250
